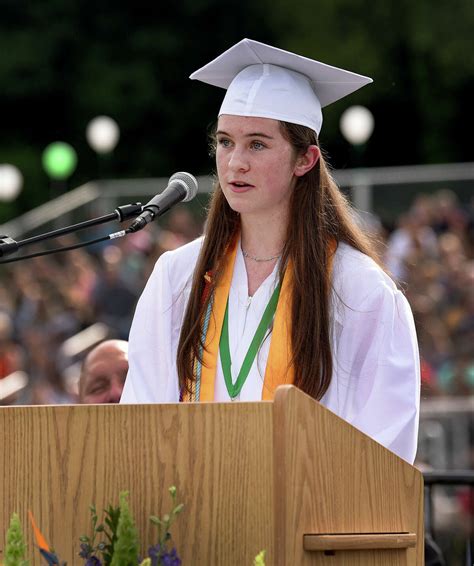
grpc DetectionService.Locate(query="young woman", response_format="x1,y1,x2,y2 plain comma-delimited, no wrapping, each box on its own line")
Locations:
121,39,420,464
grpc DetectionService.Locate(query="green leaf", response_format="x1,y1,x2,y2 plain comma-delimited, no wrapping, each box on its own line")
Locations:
254,550,266,565
5,512,29,566
172,503,184,515
110,492,139,566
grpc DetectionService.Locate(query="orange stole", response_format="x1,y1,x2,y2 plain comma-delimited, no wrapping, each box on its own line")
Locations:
194,240,294,402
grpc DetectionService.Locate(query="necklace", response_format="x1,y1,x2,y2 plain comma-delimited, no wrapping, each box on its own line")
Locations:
242,249,282,262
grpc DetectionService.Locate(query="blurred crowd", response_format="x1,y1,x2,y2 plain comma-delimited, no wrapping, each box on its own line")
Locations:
384,189,474,398
0,189,473,405
0,207,201,404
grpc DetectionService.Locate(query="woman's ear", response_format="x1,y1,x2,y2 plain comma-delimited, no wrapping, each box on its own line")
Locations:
294,145,320,177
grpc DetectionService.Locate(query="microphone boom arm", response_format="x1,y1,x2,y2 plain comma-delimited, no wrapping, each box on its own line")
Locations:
0,171,199,263
0,202,142,259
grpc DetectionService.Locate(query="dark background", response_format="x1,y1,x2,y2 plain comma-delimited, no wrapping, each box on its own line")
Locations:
1,0,473,223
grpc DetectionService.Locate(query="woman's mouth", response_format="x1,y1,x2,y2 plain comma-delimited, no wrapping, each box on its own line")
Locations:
229,181,254,193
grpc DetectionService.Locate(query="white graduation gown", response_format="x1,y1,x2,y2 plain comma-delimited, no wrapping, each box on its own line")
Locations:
121,237,420,463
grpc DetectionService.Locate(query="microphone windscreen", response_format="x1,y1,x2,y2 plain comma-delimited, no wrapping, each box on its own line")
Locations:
169,172,199,202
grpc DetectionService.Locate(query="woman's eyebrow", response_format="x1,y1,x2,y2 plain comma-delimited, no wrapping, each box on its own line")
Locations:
245,132,274,139
216,130,274,139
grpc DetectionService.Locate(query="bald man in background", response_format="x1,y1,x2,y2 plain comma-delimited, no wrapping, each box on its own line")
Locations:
79,340,128,404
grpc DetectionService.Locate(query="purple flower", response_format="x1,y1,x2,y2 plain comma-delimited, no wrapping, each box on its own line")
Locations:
79,543,91,559
146,545,181,566
161,547,181,566
147,544,161,566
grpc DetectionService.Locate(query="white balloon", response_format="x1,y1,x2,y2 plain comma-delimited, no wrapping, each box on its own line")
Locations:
86,116,120,154
0,164,23,201
340,105,374,145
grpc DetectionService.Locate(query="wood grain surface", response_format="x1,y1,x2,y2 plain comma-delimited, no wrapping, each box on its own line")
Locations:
0,387,424,565
273,386,424,565
0,402,274,565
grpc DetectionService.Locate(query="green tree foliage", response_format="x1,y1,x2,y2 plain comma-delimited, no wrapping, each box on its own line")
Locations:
261,0,474,167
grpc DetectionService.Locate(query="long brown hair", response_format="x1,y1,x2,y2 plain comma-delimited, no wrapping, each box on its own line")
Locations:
177,121,380,400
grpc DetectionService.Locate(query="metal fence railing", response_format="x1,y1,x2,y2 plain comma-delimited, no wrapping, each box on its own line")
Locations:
423,471,473,565
1,162,473,238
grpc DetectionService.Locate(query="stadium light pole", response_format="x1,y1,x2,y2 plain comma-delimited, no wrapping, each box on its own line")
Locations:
340,105,374,212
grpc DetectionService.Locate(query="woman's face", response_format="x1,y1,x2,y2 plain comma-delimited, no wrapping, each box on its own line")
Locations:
215,115,300,220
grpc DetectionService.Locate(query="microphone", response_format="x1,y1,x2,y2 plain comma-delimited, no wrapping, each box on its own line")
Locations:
127,172,198,233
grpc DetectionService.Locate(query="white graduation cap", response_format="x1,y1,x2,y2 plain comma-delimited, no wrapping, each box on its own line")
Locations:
190,38,373,135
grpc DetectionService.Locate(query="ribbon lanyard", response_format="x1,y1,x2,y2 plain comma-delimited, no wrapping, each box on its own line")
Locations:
219,282,282,400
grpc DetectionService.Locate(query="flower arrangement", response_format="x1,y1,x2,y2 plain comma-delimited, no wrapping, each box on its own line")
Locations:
79,489,183,566
2,488,183,566
2,489,266,565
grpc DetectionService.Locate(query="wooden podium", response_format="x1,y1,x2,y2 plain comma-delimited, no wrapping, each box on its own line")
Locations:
0,386,423,565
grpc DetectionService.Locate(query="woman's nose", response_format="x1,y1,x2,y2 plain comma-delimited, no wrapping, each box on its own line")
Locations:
228,148,249,171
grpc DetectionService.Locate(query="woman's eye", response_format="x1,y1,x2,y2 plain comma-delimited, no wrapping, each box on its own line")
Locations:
251,141,265,150
217,138,231,148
